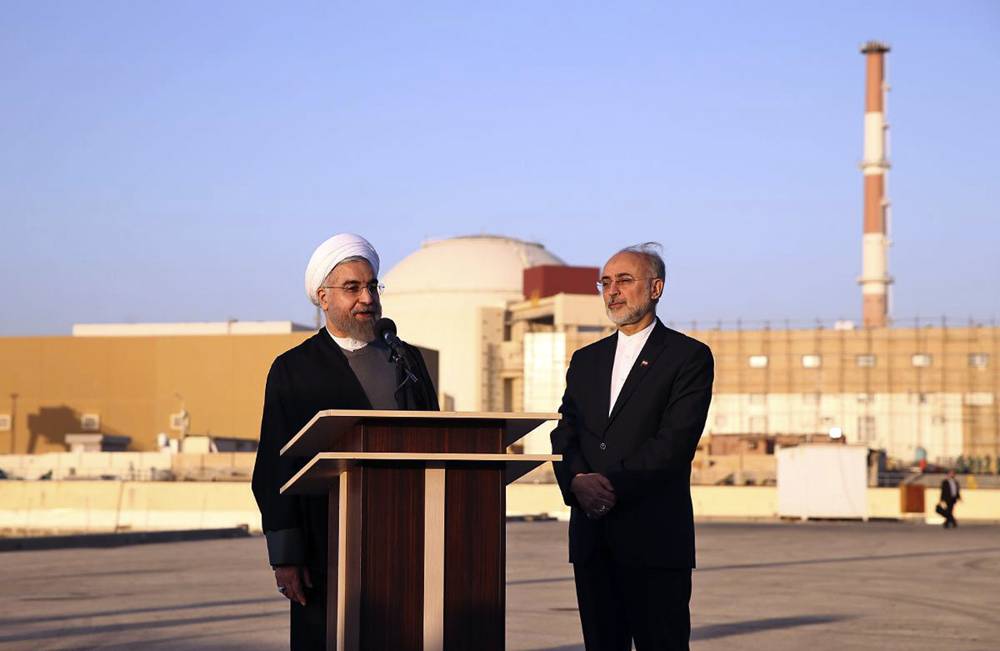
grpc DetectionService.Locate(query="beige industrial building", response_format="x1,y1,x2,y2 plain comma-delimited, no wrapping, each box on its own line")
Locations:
695,323,998,462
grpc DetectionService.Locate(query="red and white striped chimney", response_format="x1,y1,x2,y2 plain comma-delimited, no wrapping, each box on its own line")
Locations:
859,41,892,328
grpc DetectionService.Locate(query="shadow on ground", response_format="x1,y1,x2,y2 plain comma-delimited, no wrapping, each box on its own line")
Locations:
0,597,277,628
524,614,852,650
0,608,286,645
509,545,1000,588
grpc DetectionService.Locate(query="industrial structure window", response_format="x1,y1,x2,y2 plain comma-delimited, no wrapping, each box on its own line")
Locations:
748,416,768,433
748,355,768,368
969,353,989,369
857,416,876,442
857,393,874,403
801,354,822,368
748,393,767,404
965,392,994,406
801,392,820,405
856,354,876,367
911,354,932,368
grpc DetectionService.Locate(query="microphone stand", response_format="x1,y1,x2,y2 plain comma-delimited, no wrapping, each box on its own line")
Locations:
389,346,420,392
376,317,421,393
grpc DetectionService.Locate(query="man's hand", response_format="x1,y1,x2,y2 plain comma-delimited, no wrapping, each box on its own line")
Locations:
571,473,616,519
274,565,312,606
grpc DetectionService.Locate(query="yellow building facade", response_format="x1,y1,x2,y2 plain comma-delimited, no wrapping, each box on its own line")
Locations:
0,328,312,453
0,324,437,455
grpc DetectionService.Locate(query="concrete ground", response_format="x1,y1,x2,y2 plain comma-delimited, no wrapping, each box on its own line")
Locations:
1,520,998,650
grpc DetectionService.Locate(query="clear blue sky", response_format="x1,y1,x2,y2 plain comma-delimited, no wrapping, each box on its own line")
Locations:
2,1,998,335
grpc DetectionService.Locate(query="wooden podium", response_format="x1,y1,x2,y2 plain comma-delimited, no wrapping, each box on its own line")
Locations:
280,410,561,651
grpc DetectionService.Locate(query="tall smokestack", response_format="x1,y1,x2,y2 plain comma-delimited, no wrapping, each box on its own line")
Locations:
859,41,892,328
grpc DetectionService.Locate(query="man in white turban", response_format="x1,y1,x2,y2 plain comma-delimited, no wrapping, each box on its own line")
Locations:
252,233,439,649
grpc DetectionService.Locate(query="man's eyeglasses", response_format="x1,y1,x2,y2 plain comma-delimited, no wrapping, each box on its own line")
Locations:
321,281,385,296
596,276,650,294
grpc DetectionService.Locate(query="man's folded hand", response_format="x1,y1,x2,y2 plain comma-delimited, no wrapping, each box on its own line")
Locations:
571,473,616,518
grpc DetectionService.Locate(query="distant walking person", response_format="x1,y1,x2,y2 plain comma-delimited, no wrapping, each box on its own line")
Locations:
938,469,961,528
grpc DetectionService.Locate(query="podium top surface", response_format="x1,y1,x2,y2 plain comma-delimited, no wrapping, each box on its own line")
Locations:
280,410,561,457
280,452,561,494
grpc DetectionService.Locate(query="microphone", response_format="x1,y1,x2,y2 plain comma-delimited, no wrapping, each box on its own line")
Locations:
374,317,420,386
374,317,403,354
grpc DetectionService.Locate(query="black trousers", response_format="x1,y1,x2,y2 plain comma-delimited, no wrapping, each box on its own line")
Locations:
942,500,958,528
573,554,692,651
290,569,327,651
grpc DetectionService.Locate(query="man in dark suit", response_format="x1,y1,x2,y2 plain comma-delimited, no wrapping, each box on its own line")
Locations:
551,242,714,651
939,469,961,528
252,233,438,649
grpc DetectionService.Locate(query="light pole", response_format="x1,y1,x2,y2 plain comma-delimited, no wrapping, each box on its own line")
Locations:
9,393,18,454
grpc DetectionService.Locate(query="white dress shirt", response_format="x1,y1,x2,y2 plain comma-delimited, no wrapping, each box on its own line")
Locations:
609,319,656,414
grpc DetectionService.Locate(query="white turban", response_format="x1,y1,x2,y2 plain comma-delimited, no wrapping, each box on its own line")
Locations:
304,233,380,305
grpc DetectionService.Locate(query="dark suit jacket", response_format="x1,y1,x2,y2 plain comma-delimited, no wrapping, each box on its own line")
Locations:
251,329,438,570
940,478,960,504
551,320,713,569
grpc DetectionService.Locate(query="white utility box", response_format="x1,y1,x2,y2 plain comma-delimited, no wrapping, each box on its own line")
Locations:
776,444,869,520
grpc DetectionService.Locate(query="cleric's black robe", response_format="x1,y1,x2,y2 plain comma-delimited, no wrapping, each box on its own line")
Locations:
251,329,439,571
